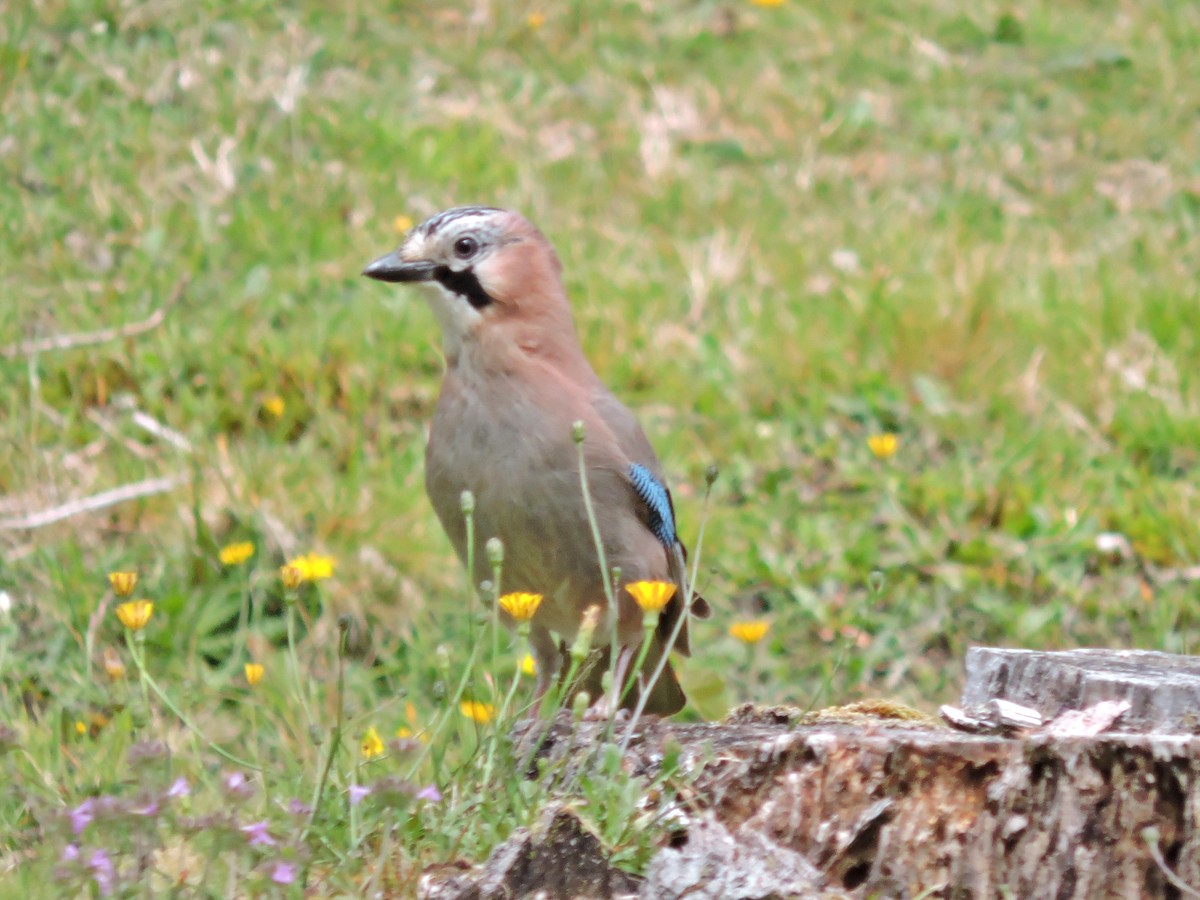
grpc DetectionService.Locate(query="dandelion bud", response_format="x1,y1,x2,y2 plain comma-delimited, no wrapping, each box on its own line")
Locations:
571,420,585,444
572,692,590,721
280,565,304,591
337,613,352,634
460,490,475,516
705,464,720,487
108,571,138,597
571,605,601,661
485,537,504,567
102,647,126,681
435,644,452,674
868,570,885,595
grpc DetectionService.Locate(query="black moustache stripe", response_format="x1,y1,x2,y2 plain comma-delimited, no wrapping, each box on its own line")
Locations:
434,266,495,310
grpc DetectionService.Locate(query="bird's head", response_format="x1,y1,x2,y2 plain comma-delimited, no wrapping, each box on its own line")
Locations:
362,206,571,361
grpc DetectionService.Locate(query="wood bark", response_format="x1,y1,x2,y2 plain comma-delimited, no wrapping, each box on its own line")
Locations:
422,649,1200,899
961,646,1200,735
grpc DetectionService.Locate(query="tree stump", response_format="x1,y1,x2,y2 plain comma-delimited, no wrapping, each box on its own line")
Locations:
422,649,1200,899
961,646,1200,734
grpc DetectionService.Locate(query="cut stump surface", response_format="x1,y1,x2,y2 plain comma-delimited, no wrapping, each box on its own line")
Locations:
423,648,1200,899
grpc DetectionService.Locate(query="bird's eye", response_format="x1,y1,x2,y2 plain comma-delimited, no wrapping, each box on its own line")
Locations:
453,236,478,259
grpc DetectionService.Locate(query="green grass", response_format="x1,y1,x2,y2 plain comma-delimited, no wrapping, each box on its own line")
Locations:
3,0,1200,893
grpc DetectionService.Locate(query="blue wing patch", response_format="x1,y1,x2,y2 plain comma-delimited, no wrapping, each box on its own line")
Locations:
629,463,676,547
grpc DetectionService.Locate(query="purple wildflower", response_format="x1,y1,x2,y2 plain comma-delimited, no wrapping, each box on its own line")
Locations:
269,861,297,885
130,798,159,817
166,777,190,799
416,784,442,803
348,784,371,807
222,771,253,800
69,799,94,835
61,844,80,863
89,849,115,896
240,819,276,847
287,798,311,816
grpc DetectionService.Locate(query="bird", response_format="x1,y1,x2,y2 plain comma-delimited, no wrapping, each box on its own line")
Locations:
362,206,709,715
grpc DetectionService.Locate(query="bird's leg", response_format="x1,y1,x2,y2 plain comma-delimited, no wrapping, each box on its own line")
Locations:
530,624,561,701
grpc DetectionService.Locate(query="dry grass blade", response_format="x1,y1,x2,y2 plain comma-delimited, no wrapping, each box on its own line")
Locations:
0,277,187,358
0,473,187,530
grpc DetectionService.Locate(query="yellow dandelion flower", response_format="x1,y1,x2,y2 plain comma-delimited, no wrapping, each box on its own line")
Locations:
393,214,414,234
519,653,536,677
498,591,543,623
261,395,285,419
361,726,384,759
626,580,676,614
729,620,770,644
460,700,495,724
102,647,126,681
75,720,87,736
396,726,412,739
108,571,138,597
527,11,546,28
115,600,154,631
219,541,255,566
867,432,898,459
244,662,265,686
285,553,336,582
751,0,784,6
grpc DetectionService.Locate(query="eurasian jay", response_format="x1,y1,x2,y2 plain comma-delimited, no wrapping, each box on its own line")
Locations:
362,206,709,715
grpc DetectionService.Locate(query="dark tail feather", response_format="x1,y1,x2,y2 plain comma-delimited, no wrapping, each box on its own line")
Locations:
668,542,711,620
635,637,686,715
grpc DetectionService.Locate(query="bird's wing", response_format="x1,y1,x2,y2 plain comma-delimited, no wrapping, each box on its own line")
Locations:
592,389,713,640
591,389,668,483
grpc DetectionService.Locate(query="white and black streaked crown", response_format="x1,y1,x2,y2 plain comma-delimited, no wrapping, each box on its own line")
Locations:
418,206,504,238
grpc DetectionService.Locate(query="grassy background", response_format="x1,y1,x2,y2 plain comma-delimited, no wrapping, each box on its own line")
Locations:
2,0,1200,892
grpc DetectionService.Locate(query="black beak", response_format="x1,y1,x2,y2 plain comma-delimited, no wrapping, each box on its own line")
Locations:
361,250,437,283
